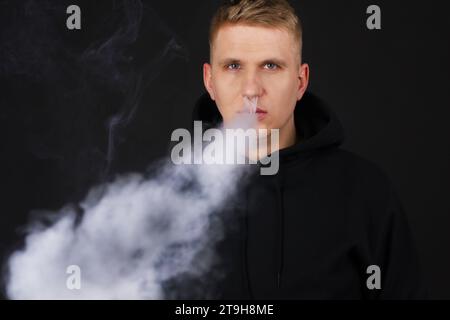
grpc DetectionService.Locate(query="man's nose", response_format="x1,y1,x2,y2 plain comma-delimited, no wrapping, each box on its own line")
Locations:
241,70,263,98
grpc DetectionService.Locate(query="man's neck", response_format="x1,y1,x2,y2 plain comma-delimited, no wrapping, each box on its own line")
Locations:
275,115,297,152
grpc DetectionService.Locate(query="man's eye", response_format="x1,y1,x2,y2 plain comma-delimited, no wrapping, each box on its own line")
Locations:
227,63,240,70
264,63,279,70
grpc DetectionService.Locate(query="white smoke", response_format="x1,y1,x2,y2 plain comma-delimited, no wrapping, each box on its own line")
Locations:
5,104,259,300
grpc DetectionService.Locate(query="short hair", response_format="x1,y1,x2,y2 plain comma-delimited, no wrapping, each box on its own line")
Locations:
209,0,303,59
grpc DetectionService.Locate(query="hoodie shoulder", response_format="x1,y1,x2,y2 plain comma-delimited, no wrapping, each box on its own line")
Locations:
330,151,426,299
326,148,393,193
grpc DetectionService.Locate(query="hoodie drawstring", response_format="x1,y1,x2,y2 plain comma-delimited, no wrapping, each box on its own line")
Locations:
275,182,284,289
243,185,254,299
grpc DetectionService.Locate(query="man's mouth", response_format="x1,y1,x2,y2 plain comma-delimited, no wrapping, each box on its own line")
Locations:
238,107,267,113
255,107,267,120
237,107,268,120
238,97,268,120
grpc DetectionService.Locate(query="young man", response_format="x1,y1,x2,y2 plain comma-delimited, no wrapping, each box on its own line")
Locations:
191,0,426,299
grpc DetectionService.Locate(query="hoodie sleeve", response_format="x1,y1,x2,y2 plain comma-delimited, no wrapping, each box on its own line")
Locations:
370,184,428,299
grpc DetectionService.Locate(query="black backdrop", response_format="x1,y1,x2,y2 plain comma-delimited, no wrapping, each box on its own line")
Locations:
0,0,449,299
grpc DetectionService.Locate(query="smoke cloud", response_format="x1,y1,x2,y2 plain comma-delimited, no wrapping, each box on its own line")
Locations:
6,114,258,300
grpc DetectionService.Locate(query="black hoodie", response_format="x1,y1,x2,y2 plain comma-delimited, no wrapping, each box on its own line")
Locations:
186,91,426,300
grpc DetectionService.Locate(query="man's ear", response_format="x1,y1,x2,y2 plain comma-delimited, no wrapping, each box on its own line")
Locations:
203,63,215,101
297,63,309,101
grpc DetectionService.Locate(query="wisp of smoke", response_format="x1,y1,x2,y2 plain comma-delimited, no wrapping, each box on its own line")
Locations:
5,103,258,300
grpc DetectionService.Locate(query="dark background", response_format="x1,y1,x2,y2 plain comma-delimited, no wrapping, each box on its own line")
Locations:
0,0,449,299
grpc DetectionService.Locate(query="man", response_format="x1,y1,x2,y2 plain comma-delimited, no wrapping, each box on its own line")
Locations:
190,0,426,299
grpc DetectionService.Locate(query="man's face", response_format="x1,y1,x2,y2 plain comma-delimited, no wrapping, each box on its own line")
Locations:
203,24,309,133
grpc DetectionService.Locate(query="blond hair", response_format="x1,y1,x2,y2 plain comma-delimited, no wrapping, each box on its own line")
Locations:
209,0,303,58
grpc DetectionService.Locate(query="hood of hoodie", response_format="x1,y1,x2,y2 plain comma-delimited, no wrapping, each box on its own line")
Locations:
191,91,346,299
192,91,345,161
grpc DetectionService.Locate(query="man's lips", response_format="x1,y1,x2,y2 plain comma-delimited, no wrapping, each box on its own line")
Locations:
256,107,267,114
256,108,267,120
237,107,267,120
237,107,267,114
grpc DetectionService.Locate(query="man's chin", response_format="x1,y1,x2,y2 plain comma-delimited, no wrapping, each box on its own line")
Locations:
255,122,273,133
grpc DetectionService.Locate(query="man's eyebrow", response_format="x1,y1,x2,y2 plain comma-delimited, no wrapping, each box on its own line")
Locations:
217,58,288,67
218,58,241,65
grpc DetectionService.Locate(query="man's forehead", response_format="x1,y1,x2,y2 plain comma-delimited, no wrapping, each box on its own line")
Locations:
212,24,298,62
